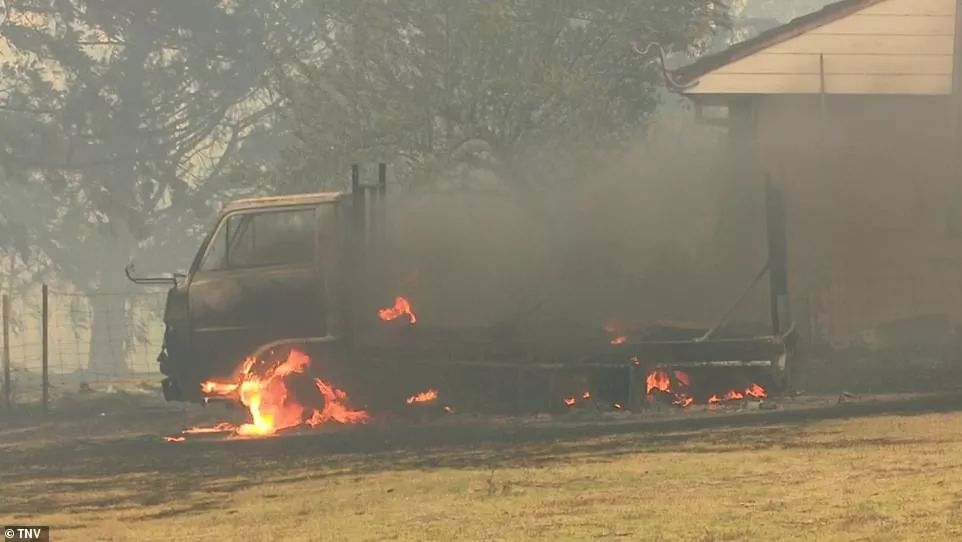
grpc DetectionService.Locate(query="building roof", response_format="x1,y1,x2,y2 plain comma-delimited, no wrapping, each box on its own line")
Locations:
673,0,886,87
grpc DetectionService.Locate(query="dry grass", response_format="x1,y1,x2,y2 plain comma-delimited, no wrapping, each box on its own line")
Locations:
4,392,962,541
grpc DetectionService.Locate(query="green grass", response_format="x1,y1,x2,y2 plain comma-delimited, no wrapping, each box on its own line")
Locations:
4,393,962,541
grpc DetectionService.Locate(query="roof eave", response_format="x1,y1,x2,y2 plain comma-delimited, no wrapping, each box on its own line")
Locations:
672,0,886,90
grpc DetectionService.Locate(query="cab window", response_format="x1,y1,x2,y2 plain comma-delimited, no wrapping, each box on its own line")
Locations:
199,208,316,271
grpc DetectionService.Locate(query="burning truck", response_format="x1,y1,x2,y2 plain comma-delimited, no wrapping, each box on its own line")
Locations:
129,164,795,437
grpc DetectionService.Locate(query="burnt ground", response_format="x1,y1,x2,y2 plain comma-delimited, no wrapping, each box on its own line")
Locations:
2,384,962,518
5,356,962,542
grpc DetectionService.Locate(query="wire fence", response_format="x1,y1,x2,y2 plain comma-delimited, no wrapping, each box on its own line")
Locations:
1,285,168,407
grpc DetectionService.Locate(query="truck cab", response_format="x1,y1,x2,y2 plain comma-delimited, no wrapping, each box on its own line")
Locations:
157,192,352,401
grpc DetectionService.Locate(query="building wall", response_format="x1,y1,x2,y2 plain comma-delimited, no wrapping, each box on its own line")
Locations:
688,0,956,96
740,94,962,344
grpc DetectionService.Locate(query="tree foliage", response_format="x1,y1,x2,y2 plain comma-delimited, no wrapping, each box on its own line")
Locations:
0,0,319,286
275,0,730,191
0,0,733,282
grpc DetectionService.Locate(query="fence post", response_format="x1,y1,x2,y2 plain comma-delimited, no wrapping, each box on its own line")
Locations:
2,293,9,408
42,284,48,414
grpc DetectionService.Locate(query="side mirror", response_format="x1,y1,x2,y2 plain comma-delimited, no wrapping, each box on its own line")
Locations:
125,262,183,287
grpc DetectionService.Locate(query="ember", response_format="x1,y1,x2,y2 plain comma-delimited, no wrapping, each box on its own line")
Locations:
563,391,593,408
406,388,439,404
378,296,417,324
167,349,368,442
182,422,235,434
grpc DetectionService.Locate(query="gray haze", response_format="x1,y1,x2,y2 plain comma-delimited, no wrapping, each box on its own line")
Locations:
0,0,940,374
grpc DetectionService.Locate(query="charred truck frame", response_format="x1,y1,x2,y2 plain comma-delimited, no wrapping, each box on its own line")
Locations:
128,165,795,413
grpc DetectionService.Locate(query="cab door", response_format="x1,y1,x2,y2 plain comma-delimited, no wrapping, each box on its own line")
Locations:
186,205,329,379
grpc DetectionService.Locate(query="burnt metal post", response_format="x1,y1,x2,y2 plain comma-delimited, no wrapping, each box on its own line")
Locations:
2,294,9,408
377,163,387,249
42,284,49,414
765,177,790,336
351,164,366,242
346,164,364,343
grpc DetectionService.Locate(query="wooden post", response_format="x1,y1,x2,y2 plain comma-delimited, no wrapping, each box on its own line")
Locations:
2,294,9,408
42,284,48,414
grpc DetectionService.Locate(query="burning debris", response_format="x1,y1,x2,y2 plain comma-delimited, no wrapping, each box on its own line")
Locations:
406,388,439,404
604,322,628,345
402,387,455,420
646,368,766,408
378,296,417,324
646,369,695,407
707,384,768,405
165,349,369,442
563,391,599,409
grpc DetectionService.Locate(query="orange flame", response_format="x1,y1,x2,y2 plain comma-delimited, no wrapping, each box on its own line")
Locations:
708,384,768,406
582,391,592,400
646,369,694,408
164,436,186,443
563,396,576,407
378,296,417,324
171,349,368,441
724,389,744,401
746,383,768,398
646,370,671,394
610,335,627,345
646,368,769,408
307,378,371,425
406,388,439,405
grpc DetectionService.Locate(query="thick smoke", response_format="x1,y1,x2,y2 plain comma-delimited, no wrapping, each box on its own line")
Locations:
381,111,773,341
